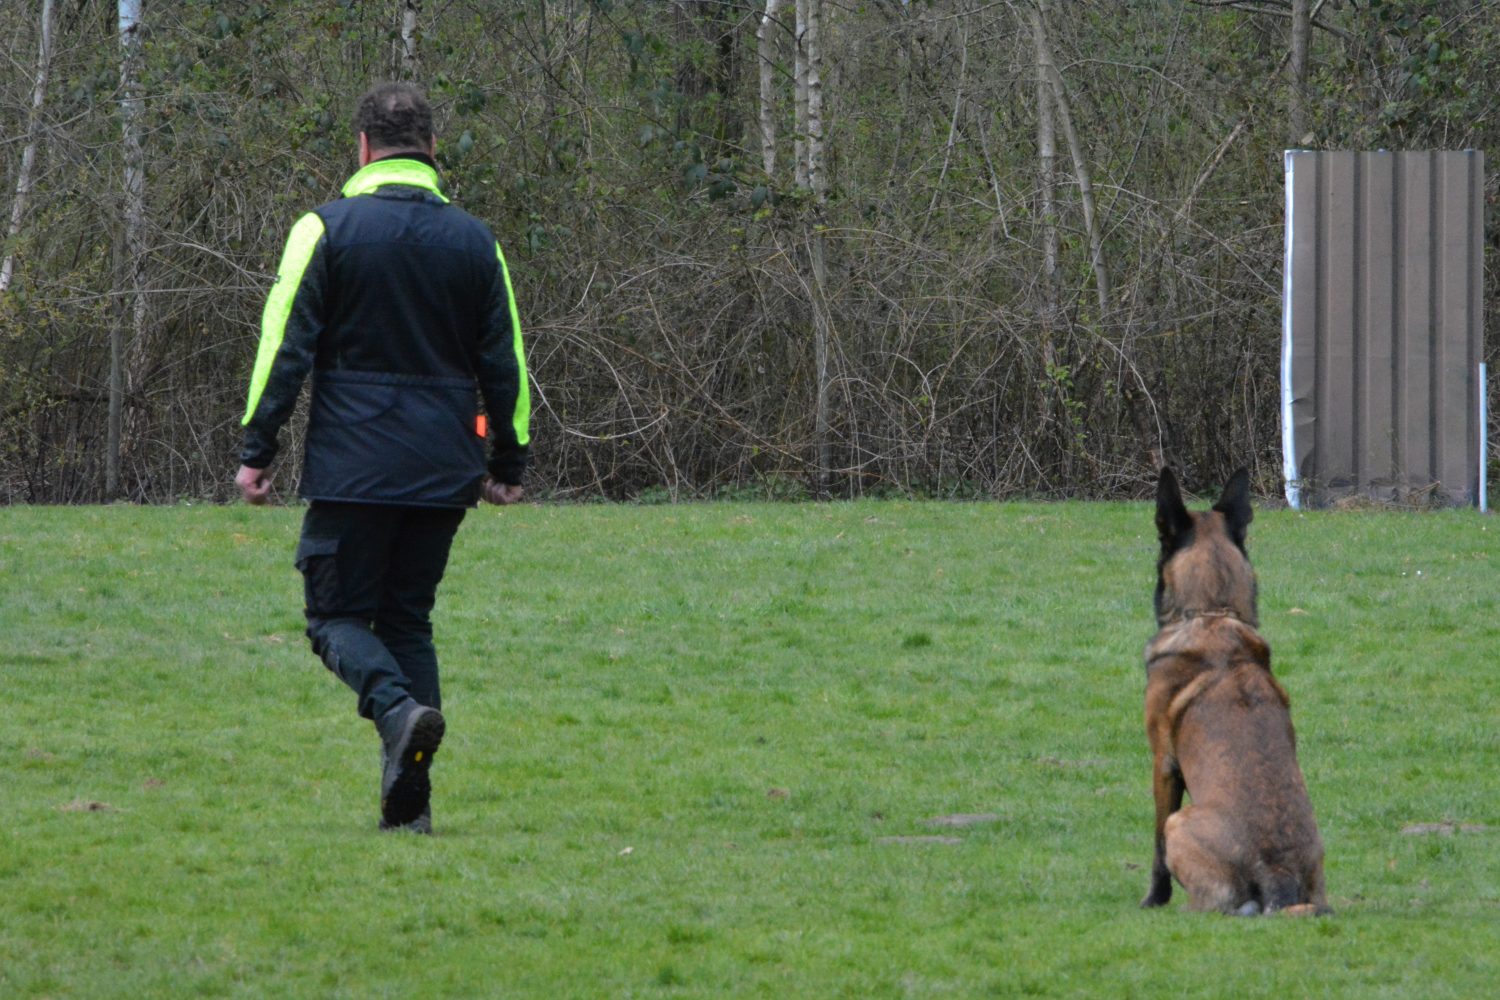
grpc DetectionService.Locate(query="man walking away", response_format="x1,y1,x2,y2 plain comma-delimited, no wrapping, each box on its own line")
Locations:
235,83,530,834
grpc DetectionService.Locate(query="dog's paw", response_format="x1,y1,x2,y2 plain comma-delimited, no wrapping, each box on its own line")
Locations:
1140,873,1173,908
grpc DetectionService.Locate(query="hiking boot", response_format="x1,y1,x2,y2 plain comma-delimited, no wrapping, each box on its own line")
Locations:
378,700,445,829
379,806,432,835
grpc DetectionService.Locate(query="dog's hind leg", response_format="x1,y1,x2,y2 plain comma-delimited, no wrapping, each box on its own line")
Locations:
1259,862,1331,916
1273,866,1332,917
1164,807,1247,914
1305,859,1333,915
1142,750,1186,908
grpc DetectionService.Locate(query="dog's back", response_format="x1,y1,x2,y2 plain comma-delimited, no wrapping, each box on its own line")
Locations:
1140,469,1329,916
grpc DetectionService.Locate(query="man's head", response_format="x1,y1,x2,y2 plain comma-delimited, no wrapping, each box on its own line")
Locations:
353,82,435,165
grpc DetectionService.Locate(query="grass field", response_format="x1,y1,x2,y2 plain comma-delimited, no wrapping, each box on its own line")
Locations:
2,498,1497,998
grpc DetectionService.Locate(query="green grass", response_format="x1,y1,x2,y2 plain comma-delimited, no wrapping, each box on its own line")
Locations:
1,500,1497,998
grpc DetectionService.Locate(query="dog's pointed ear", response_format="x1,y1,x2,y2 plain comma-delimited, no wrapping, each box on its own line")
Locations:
1156,467,1192,548
1213,467,1253,547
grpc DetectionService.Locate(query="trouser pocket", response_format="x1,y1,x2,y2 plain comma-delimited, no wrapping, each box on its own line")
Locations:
294,535,342,616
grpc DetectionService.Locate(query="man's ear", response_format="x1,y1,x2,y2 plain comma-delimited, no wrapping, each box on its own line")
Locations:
1156,467,1192,550
428,135,437,158
358,131,373,167
1212,467,1253,548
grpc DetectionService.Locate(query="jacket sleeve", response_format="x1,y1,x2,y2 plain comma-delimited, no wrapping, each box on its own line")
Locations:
240,212,328,469
477,241,531,484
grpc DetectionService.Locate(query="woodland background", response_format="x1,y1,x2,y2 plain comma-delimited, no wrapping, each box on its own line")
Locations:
0,0,1496,504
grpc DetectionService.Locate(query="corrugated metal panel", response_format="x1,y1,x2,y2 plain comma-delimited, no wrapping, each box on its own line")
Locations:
1282,150,1485,508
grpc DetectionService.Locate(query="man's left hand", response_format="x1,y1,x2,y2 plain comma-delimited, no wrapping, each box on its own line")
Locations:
482,477,523,506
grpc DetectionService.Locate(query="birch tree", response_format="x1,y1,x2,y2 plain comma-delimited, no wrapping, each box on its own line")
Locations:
110,0,148,499
400,0,421,78
792,0,808,191
790,0,828,197
757,0,782,178
1032,4,1056,290
0,0,55,295
1032,0,1060,367
793,0,831,493
1029,1,1109,319
801,0,825,202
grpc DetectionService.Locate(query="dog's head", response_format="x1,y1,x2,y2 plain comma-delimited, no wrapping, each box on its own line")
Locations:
1154,467,1258,628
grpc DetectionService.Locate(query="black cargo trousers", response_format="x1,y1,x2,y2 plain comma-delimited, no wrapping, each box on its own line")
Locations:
294,501,466,722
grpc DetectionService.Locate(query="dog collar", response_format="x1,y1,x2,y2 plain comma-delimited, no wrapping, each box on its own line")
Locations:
1157,607,1251,628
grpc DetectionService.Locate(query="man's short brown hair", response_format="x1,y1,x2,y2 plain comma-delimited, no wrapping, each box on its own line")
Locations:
353,82,433,152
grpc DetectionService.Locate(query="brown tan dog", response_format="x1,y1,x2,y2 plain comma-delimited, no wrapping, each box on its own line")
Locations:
1140,468,1330,916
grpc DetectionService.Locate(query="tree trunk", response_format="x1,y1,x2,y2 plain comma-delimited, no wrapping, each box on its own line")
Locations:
794,0,830,495
1031,0,1069,471
111,0,147,500
758,0,782,178
1033,2,1059,351
400,0,420,78
926,12,968,225
1288,0,1310,145
803,0,824,202
1,0,55,295
1031,2,1109,319
810,227,832,497
793,0,808,191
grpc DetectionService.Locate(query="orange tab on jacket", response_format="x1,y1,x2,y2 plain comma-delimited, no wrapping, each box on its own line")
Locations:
475,414,488,438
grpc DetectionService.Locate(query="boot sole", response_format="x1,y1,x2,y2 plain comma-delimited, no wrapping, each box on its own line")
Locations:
381,708,445,828
379,810,432,835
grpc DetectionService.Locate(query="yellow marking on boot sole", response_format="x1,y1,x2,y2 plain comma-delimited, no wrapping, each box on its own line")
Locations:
414,751,424,762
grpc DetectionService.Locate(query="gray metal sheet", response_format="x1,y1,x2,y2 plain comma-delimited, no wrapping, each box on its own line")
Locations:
1282,150,1485,508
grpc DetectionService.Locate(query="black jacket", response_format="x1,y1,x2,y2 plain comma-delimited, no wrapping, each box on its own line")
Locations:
241,155,530,507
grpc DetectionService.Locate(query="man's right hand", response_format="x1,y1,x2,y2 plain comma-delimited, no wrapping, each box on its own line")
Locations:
482,477,523,506
236,464,272,505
